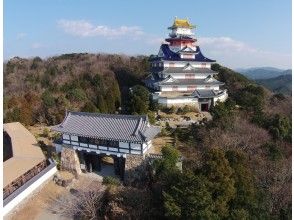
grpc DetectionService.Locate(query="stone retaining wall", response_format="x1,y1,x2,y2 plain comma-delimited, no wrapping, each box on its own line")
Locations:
60,147,81,175
124,155,149,186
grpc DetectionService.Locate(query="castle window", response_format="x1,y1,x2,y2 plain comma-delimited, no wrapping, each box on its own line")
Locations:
172,86,178,91
79,136,89,143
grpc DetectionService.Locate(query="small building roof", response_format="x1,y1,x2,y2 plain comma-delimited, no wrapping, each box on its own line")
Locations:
168,18,196,29
156,75,224,86
3,122,46,188
161,66,217,74
192,89,226,98
152,44,216,62
52,111,161,143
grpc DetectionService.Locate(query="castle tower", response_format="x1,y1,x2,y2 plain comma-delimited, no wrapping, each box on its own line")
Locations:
144,18,228,111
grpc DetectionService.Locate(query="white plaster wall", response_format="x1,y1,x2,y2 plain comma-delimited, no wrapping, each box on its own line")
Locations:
180,54,195,59
89,144,98,149
166,98,197,104
163,62,212,68
80,143,88,147
172,28,193,36
119,142,129,149
63,134,70,140
70,135,78,141
161,85,219,92
165,73,208,79
130,150,141,155
213,92,228,104
158,97,198,105
3,166,57,216
55,143,63,153
108,147,118,152
63,140,70,145
130,143,141,150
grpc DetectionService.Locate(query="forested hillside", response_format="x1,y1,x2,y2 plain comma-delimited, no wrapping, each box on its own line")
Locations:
256,74,292,95
3,54,292,219
4,53,149,125
237,67,291,79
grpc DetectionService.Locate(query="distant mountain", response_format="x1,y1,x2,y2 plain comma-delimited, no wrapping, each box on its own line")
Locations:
256,73,292,95
236,67,291,79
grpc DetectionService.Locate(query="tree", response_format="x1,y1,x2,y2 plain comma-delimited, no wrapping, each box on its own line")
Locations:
81,101,99,113
49,185,105,219
268,114,291,141
42,90,55,108
225,150,261,218
129,85,150,114
154,145,180,181
66,88,87,102
96,94,107,113
20,99,34,125
201,148,236,218
163,172,217,219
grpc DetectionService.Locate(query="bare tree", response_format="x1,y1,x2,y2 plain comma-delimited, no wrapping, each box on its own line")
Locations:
48,185,105,220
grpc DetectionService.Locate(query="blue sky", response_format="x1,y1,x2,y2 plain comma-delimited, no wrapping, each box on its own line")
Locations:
4,0,292,68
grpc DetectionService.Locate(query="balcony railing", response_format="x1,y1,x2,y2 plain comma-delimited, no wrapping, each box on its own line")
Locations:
3,159,50,199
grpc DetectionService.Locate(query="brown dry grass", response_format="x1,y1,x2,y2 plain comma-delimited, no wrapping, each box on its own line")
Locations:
6,171,102,220
147,136,174,154
7,179,67,220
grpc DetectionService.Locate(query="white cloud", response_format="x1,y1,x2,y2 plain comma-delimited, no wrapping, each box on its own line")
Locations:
197,37,291,68
57,19,144,38
55,20,291,68
16,32,27,40
146,37,165,45
198,37,257,53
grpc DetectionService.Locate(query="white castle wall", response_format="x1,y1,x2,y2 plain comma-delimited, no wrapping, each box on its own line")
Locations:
164,62,211,69
161,85,220,92
162,73,210,79
213,91,228,104
172,27,193,36
158,97,198,105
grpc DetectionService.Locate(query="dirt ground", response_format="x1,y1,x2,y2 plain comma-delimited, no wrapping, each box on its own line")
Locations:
4,171,104,220
157,111,211,128
147,136,174,154
27,124,55,146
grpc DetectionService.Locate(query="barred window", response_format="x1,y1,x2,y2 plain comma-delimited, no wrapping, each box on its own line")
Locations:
108,140,119,148
78,136,88,143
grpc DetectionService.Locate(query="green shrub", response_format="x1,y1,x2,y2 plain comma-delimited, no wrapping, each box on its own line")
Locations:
42,90,55,107
262,142,283,161
102,176,120,186
66,88,87,101
81,101,99,112
42,128,50,138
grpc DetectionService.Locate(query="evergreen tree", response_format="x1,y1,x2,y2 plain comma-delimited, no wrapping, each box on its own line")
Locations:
202,148,236,218
129,85,150,114
163,172,217,219
225,150,260,218
81,101,99,113
96,94,107,113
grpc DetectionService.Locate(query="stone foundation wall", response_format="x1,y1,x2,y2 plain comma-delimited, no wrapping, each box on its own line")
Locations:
124,155,149,186
60,147,82,175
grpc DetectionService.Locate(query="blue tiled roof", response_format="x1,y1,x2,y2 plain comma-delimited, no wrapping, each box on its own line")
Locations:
150,44,215,62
